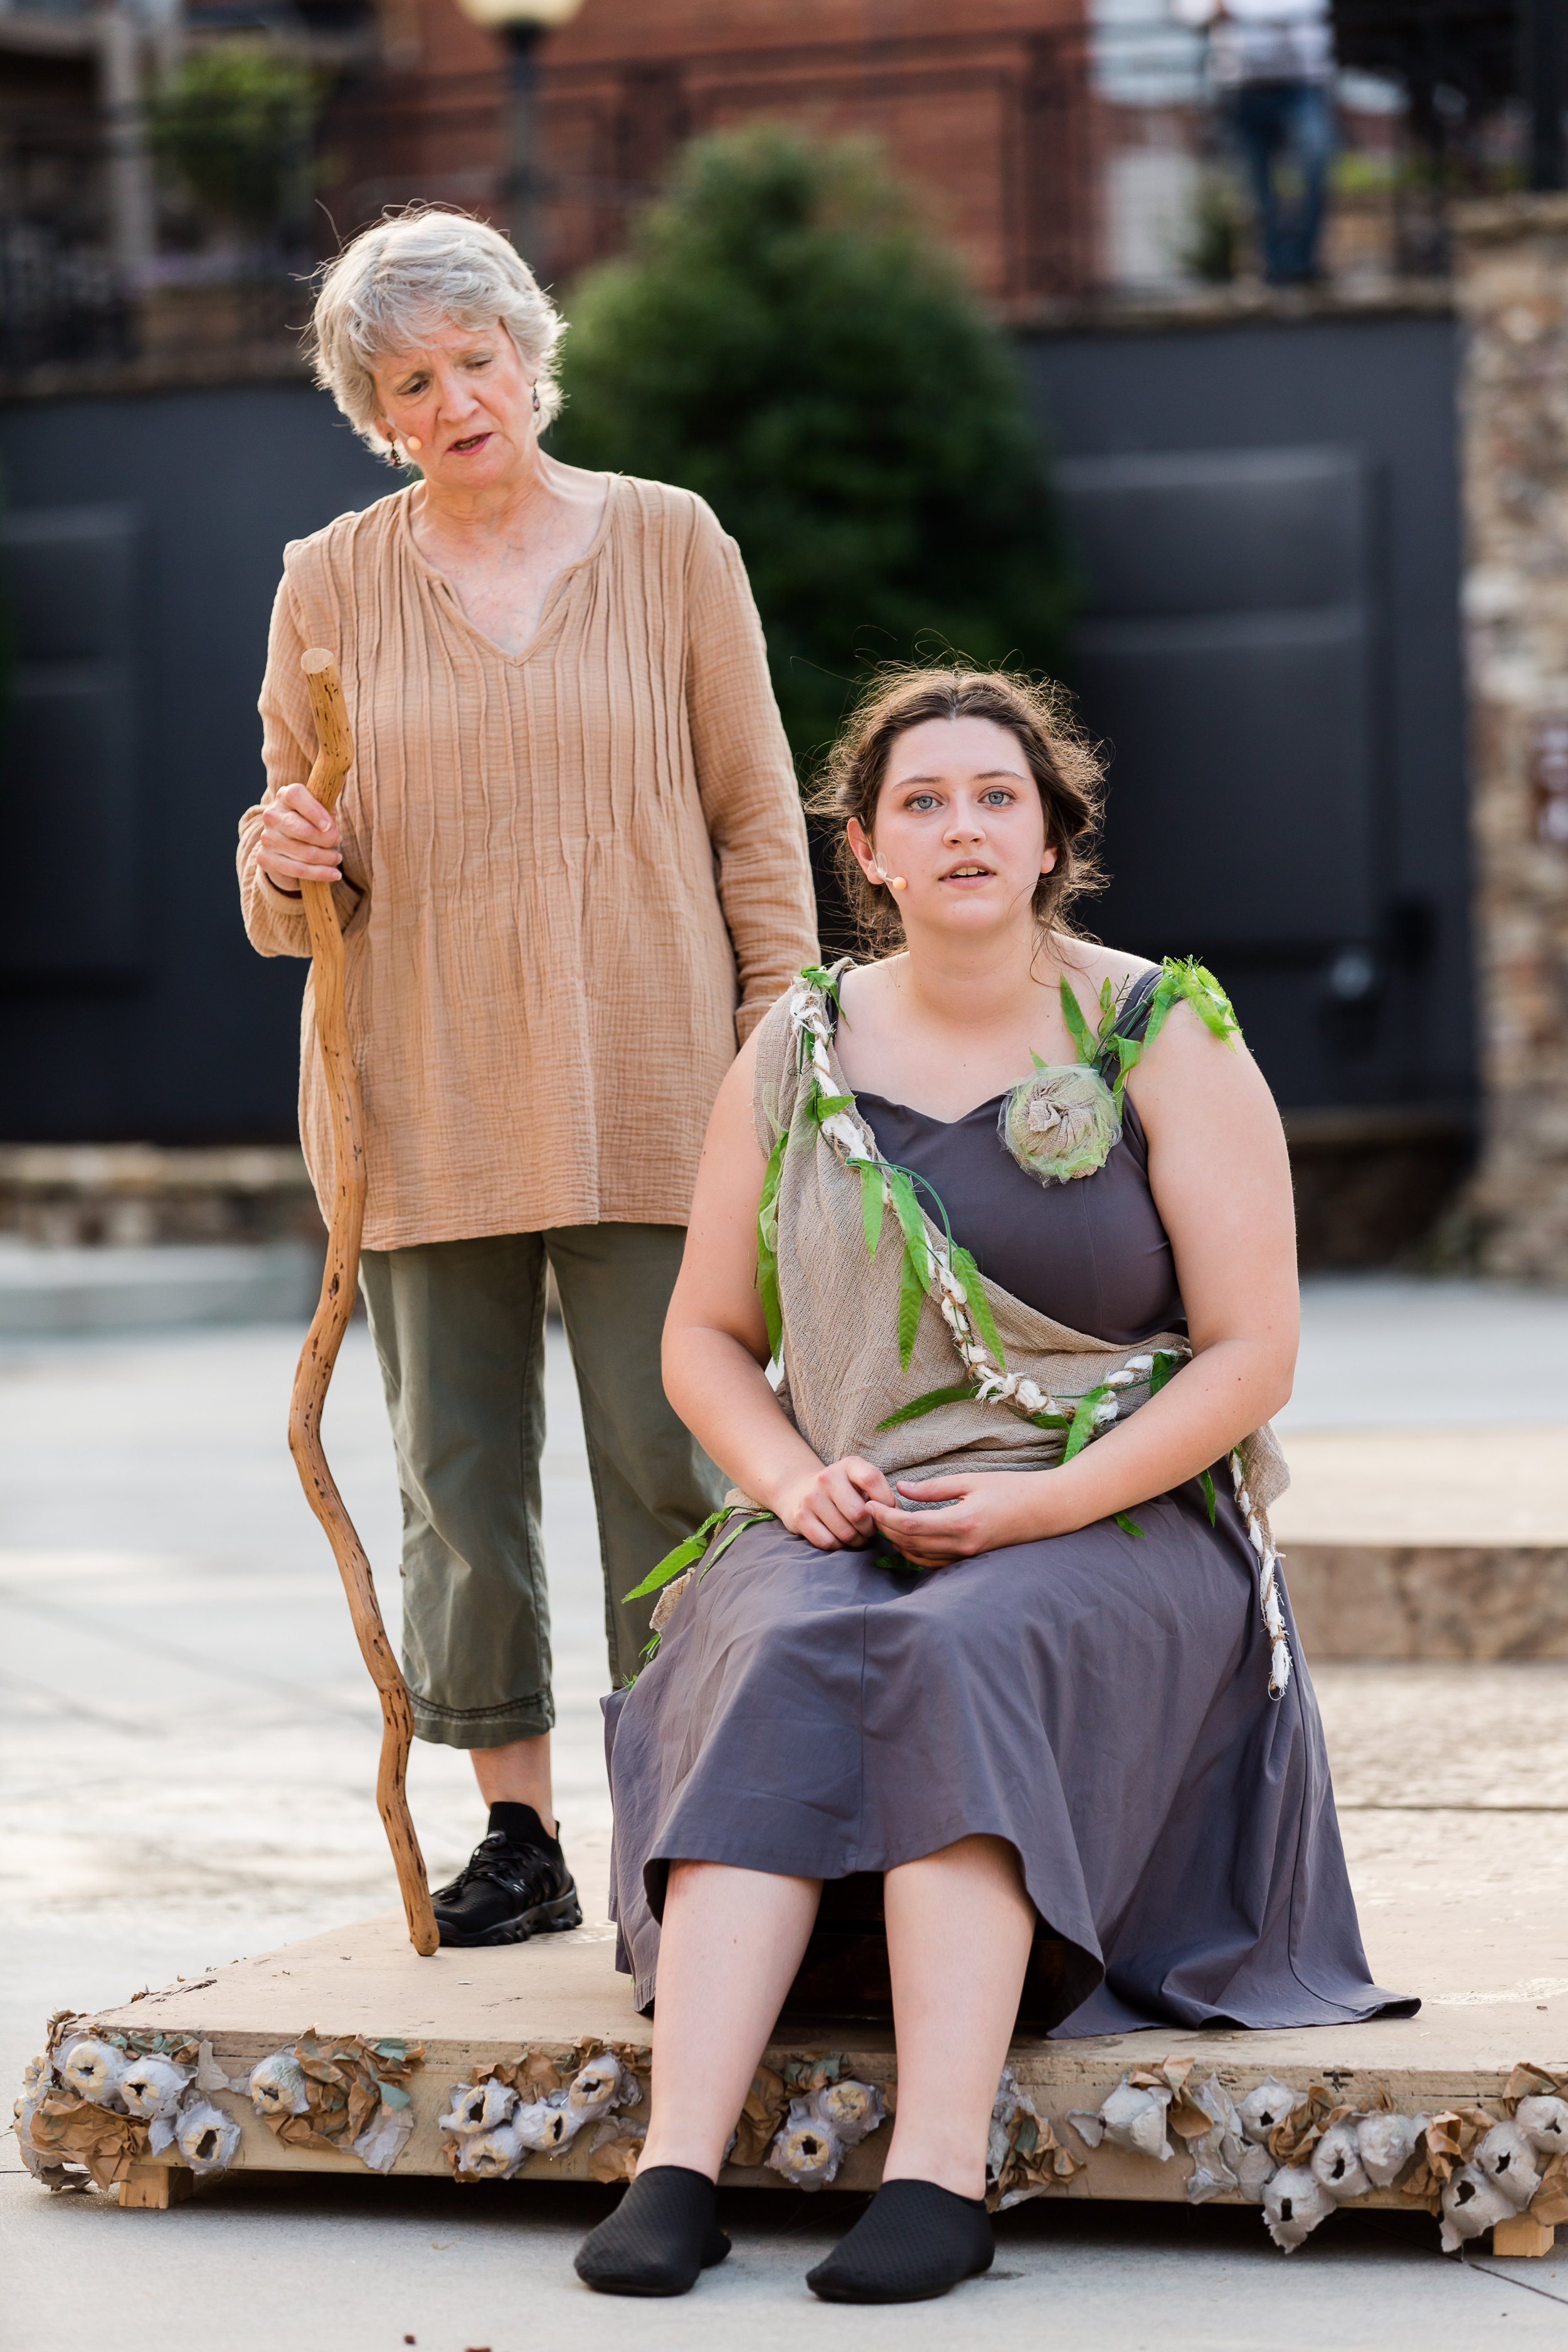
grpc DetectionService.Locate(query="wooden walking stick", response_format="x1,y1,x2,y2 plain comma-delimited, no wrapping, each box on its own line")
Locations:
287,646,439,1957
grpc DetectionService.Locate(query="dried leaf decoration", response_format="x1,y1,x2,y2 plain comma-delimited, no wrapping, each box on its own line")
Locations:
1505,2061,1568,2106
23,2088,147,2189
479,2036,649,2108
726,2055,889,2180
1069,2057,1197,2164
756,2057,889,2190
1264,2084,1346,2171
19,2026,220,2191
730,2064,789,2168
1400,2108,1495,2206
258,2031,424,2170
1532,2152,1568,2227
988,2067,1081,2210
589,2121,647,2183
438,2039,650,2181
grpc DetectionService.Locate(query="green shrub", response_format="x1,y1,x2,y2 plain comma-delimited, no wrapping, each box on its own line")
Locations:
151,46,319,238
549,125,1074,766
1181,170,1241,284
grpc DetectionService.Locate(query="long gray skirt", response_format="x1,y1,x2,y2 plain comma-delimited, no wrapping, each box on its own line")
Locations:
603,1475,1416,2036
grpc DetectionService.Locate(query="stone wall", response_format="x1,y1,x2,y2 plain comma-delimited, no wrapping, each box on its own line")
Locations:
0,1147,323,1249
1456,196,1568,1282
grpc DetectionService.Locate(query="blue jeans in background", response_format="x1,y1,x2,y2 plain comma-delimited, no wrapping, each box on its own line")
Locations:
1226,82,1336,284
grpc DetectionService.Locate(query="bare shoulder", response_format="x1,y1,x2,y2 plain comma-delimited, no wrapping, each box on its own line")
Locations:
1054,937,1159,1004
1124,961,1282,1136
837,955,905,1030
699,1027,771,1195
727,1021,766,1090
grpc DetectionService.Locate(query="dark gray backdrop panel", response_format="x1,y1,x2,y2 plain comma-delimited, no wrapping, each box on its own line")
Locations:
0,317,1468,1137
1,505,146,978
0,383,384,1141
1022,314,1470,1117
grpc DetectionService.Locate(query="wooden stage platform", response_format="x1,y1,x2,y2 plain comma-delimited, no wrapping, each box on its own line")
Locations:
17,1423,1567,2252
24,1798,1567,2258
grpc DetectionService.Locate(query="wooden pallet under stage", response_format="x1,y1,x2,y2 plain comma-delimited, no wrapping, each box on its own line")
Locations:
43,1801,1568,2259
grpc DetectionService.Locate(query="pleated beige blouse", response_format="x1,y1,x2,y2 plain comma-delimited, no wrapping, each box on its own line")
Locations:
238,476,818,1251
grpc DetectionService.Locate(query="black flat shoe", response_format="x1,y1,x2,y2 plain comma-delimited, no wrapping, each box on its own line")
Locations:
432,1825,582,1948
807,2178,993,2302
575,2166,731,2296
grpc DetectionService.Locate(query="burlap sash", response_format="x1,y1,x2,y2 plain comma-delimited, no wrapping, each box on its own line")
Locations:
741,969,1293,1697
752,979,1286,1502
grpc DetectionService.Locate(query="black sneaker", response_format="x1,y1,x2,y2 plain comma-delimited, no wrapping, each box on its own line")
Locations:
432,1823,583,1948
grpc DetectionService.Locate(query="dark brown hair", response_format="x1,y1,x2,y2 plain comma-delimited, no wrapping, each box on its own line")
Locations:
807,665,1106,955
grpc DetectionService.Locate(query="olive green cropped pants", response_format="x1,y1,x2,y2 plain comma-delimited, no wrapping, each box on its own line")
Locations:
359,1224,724,1751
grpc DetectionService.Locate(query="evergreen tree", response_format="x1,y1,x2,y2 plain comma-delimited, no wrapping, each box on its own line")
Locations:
550,126,1075,767
151,48,319,242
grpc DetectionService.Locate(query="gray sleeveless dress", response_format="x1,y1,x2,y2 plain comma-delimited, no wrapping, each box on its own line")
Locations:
601,988,1414,2038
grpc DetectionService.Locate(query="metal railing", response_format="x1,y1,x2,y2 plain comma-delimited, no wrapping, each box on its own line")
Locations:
0,14,1537,383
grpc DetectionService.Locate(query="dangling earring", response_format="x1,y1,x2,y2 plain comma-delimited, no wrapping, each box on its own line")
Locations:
382,433,401,469
532,382,541,414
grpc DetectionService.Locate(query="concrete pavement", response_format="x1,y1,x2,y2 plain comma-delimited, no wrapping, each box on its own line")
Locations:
4,1278,1568,2346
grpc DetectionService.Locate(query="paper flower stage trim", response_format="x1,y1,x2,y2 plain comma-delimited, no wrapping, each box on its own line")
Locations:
438,2040,649,2185
1066,2057,1568,2250
14,2028,243,2193
245,2032,423,2174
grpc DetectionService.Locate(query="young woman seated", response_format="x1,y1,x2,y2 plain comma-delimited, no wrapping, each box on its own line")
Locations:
575,667,1411,2304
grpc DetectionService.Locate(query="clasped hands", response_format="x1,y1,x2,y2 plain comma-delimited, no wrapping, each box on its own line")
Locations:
769,1453,1070,1569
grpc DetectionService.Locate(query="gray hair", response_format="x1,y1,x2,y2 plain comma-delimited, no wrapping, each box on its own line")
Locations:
307,206,566,453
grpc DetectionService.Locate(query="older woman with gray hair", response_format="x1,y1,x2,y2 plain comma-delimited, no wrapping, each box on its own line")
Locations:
237,206,817,1947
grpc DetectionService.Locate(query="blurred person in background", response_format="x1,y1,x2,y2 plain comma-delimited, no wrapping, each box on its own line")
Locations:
238,206,817,1952
1175,0,1338,285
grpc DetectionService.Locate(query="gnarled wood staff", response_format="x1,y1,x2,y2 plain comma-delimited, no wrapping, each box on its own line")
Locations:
287,645,438,1957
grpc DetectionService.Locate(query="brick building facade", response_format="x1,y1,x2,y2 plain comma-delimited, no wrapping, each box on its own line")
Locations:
336,0,1095,300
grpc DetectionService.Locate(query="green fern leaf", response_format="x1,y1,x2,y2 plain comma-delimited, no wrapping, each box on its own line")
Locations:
876,1382,978,1429
950,1244,1005,1370
898,1242,925,1368
886,1167,933,1290
622,1508,729,1601
1059,976,1095,1064
1062,1382,1111,1463
755,1128,788,1357
856,1159,886,1258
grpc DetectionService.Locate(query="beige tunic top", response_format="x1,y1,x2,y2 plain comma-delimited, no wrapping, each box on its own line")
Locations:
238,477,818,1251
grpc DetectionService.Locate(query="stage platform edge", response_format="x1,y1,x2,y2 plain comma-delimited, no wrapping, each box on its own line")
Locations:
26,1901,1567,2256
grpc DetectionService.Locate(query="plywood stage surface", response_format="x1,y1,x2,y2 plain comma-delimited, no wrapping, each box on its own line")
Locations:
46,1803,1566,2248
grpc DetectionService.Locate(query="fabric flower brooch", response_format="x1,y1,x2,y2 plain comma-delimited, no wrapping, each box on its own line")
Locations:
997,961,1240,1188
999,1059,1122,1186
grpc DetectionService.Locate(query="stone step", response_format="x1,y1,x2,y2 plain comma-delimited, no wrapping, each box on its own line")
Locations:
0,1242,322,1335
1275,1426,1568,1658
1287,1543,1568,1660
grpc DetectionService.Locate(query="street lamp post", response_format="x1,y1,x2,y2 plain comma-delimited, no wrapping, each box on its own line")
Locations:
452,0,586,273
